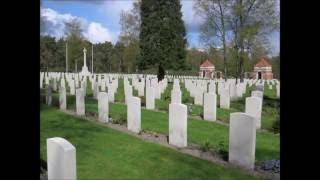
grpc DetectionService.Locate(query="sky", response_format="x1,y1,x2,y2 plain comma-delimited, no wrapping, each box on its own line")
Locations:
41,0,279,56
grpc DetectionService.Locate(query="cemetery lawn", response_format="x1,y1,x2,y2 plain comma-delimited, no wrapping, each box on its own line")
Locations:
41,89,279,164
40,105,259,180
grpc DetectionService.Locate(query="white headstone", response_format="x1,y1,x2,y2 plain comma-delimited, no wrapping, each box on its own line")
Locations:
46,85,52,106
229,113,256,170
47,137,76,180
125,85,133,104
76,88,85,116
69,81,75,95
169,103,187,147
194,90,203,105
220,88,230,109
107,89,115,103
171,89,181,104
203,93,217,121
53,78,57,91
138,82,144,97
127,96,141,133
146,86,155,109
251,91,263,99
245,97,262,129
98,92,109,123
208,83,216,93
59,86,67,110
93,82,99,99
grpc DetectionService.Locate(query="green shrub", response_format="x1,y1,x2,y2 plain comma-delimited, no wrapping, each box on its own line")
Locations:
200,139,210,152
269,109,280,134
272,118,280,134
215,141,228,161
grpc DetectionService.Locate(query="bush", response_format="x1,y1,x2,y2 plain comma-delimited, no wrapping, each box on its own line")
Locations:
200,139,210,152
272,118,280,134
182,94,193,104
52,98,60,108
200,112,204,119
270,109,280,134
215,141,228,161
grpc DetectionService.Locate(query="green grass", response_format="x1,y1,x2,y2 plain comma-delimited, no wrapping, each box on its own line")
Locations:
41,78,279,163
41,105,259,179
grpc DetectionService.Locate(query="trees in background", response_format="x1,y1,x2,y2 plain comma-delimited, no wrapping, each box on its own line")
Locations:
64,19,85,73
194,0,279,81
194,0,232,79
139,0,187,75
40,0,279,77
118,0,141,73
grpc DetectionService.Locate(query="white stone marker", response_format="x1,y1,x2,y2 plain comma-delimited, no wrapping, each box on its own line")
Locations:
59,86,67,110
138,83,144,96
81,81,86,97
47,137,76,180
70,81,75,95
40,77,43,89
208,83,216,93
229,113,256,170
53,78,57,91
101,81,106,92
245,97,262,129
203,93,217,121
194,90,203,105
171,89,181,104
93,82,99,99
60,78,65,88
76,88,85,116
169,103,187,148
98,92,109,123
146,86,155,109
251,90,263,99
276,85,280,98
46,84,52,106
127,96,141,133
220,89,230,109
125,85,133,104
108,89,115,103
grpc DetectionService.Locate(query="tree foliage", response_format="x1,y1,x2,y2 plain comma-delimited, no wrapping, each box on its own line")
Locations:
139,0,187,72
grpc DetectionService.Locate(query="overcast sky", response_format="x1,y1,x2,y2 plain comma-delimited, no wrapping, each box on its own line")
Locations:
41,0,279,56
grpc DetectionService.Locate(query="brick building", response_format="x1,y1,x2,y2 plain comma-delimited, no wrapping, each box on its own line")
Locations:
253,58,273,80
199,60,215,79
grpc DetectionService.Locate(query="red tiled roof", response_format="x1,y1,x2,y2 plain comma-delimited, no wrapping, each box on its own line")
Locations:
200,59,214,67
254,58,271,67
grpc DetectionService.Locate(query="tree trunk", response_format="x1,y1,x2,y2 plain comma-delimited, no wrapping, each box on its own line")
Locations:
239,0,244,83
218,0,228,81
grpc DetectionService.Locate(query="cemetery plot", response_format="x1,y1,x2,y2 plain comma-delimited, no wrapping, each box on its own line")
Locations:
40,73,280,178
41,106,259,180
40,78,279,164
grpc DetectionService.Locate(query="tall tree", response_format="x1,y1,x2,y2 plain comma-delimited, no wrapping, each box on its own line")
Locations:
194,0,232,79
64,19,84,73
139,0,187,73
230,0,279,82
40,35,56,72
119,0,141,73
